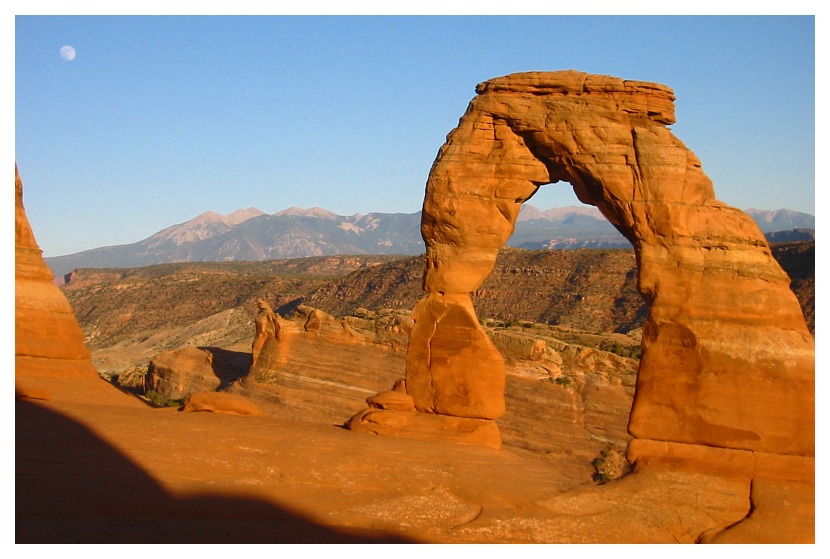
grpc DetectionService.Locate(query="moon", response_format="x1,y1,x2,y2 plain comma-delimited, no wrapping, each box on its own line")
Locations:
59,45,76,61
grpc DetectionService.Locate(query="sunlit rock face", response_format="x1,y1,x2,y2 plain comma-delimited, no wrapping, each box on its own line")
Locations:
146,346,221,401
405,293,505,420
15,165,99,386
406,70,813,458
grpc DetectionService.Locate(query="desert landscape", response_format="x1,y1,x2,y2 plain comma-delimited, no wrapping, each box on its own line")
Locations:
15,70,815,544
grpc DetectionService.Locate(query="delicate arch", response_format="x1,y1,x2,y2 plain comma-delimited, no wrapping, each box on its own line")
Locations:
413,70,813,457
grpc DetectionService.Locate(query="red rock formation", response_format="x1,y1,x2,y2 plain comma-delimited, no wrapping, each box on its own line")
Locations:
14,159,812,542
426,70,812,451
146,346,222,400
405,294,505,419
15,164,100,396
251,298,281,366
348,71,814,540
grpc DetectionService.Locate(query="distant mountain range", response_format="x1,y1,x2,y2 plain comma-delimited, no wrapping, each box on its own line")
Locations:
44,205,815,281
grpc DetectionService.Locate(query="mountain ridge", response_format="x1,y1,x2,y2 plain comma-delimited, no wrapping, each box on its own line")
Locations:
45,204,816,281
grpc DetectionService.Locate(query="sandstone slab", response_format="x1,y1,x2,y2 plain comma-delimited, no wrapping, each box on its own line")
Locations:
183,391,261,416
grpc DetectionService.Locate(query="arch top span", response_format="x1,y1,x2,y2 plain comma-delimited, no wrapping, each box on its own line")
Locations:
475,69,677,125
422,69,725,295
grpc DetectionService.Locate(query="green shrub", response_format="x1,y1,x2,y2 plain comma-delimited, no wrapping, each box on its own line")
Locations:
598,339,642,359
591,448,630,483
552,375,573,388
144,390,183,408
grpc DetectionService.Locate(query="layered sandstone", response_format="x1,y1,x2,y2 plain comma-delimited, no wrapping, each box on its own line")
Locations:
15,165,101,395
348,71,814,540
426,70,812,451
146,346,223,400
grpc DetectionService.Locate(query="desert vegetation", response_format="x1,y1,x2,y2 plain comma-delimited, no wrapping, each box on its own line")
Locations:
63,243,813,358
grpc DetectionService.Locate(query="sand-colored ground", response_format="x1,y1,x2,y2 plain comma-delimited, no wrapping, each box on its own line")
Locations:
17,362,757,544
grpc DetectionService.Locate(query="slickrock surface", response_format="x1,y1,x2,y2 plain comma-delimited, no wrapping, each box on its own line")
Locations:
16,379,753,544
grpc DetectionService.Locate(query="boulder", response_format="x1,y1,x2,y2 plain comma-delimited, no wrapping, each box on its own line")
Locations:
182,391,261,416
301,306,337,334
146,346,221,400
366,390,417,412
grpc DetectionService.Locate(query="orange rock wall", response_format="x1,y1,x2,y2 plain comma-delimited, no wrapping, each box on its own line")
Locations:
410,71,814,457
15,165,98,382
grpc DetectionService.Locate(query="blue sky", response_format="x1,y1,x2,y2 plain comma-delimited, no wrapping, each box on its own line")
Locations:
14,10,817,257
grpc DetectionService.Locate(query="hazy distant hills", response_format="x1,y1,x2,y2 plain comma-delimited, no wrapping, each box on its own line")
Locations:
45,204,815,280
45,206,422,279
744,208,817,231
511,206,629,249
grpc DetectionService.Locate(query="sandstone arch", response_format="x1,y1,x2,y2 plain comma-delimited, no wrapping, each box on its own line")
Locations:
419,69,814,457
350,70,813,466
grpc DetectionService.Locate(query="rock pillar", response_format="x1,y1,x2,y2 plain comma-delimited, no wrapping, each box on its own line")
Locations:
15,164,102,400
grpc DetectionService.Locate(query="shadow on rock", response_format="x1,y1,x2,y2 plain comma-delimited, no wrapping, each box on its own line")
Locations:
198,346,252,389
16,397,411,543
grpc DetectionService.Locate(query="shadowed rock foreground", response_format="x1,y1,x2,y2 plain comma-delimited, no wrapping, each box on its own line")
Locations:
15,326,807,543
